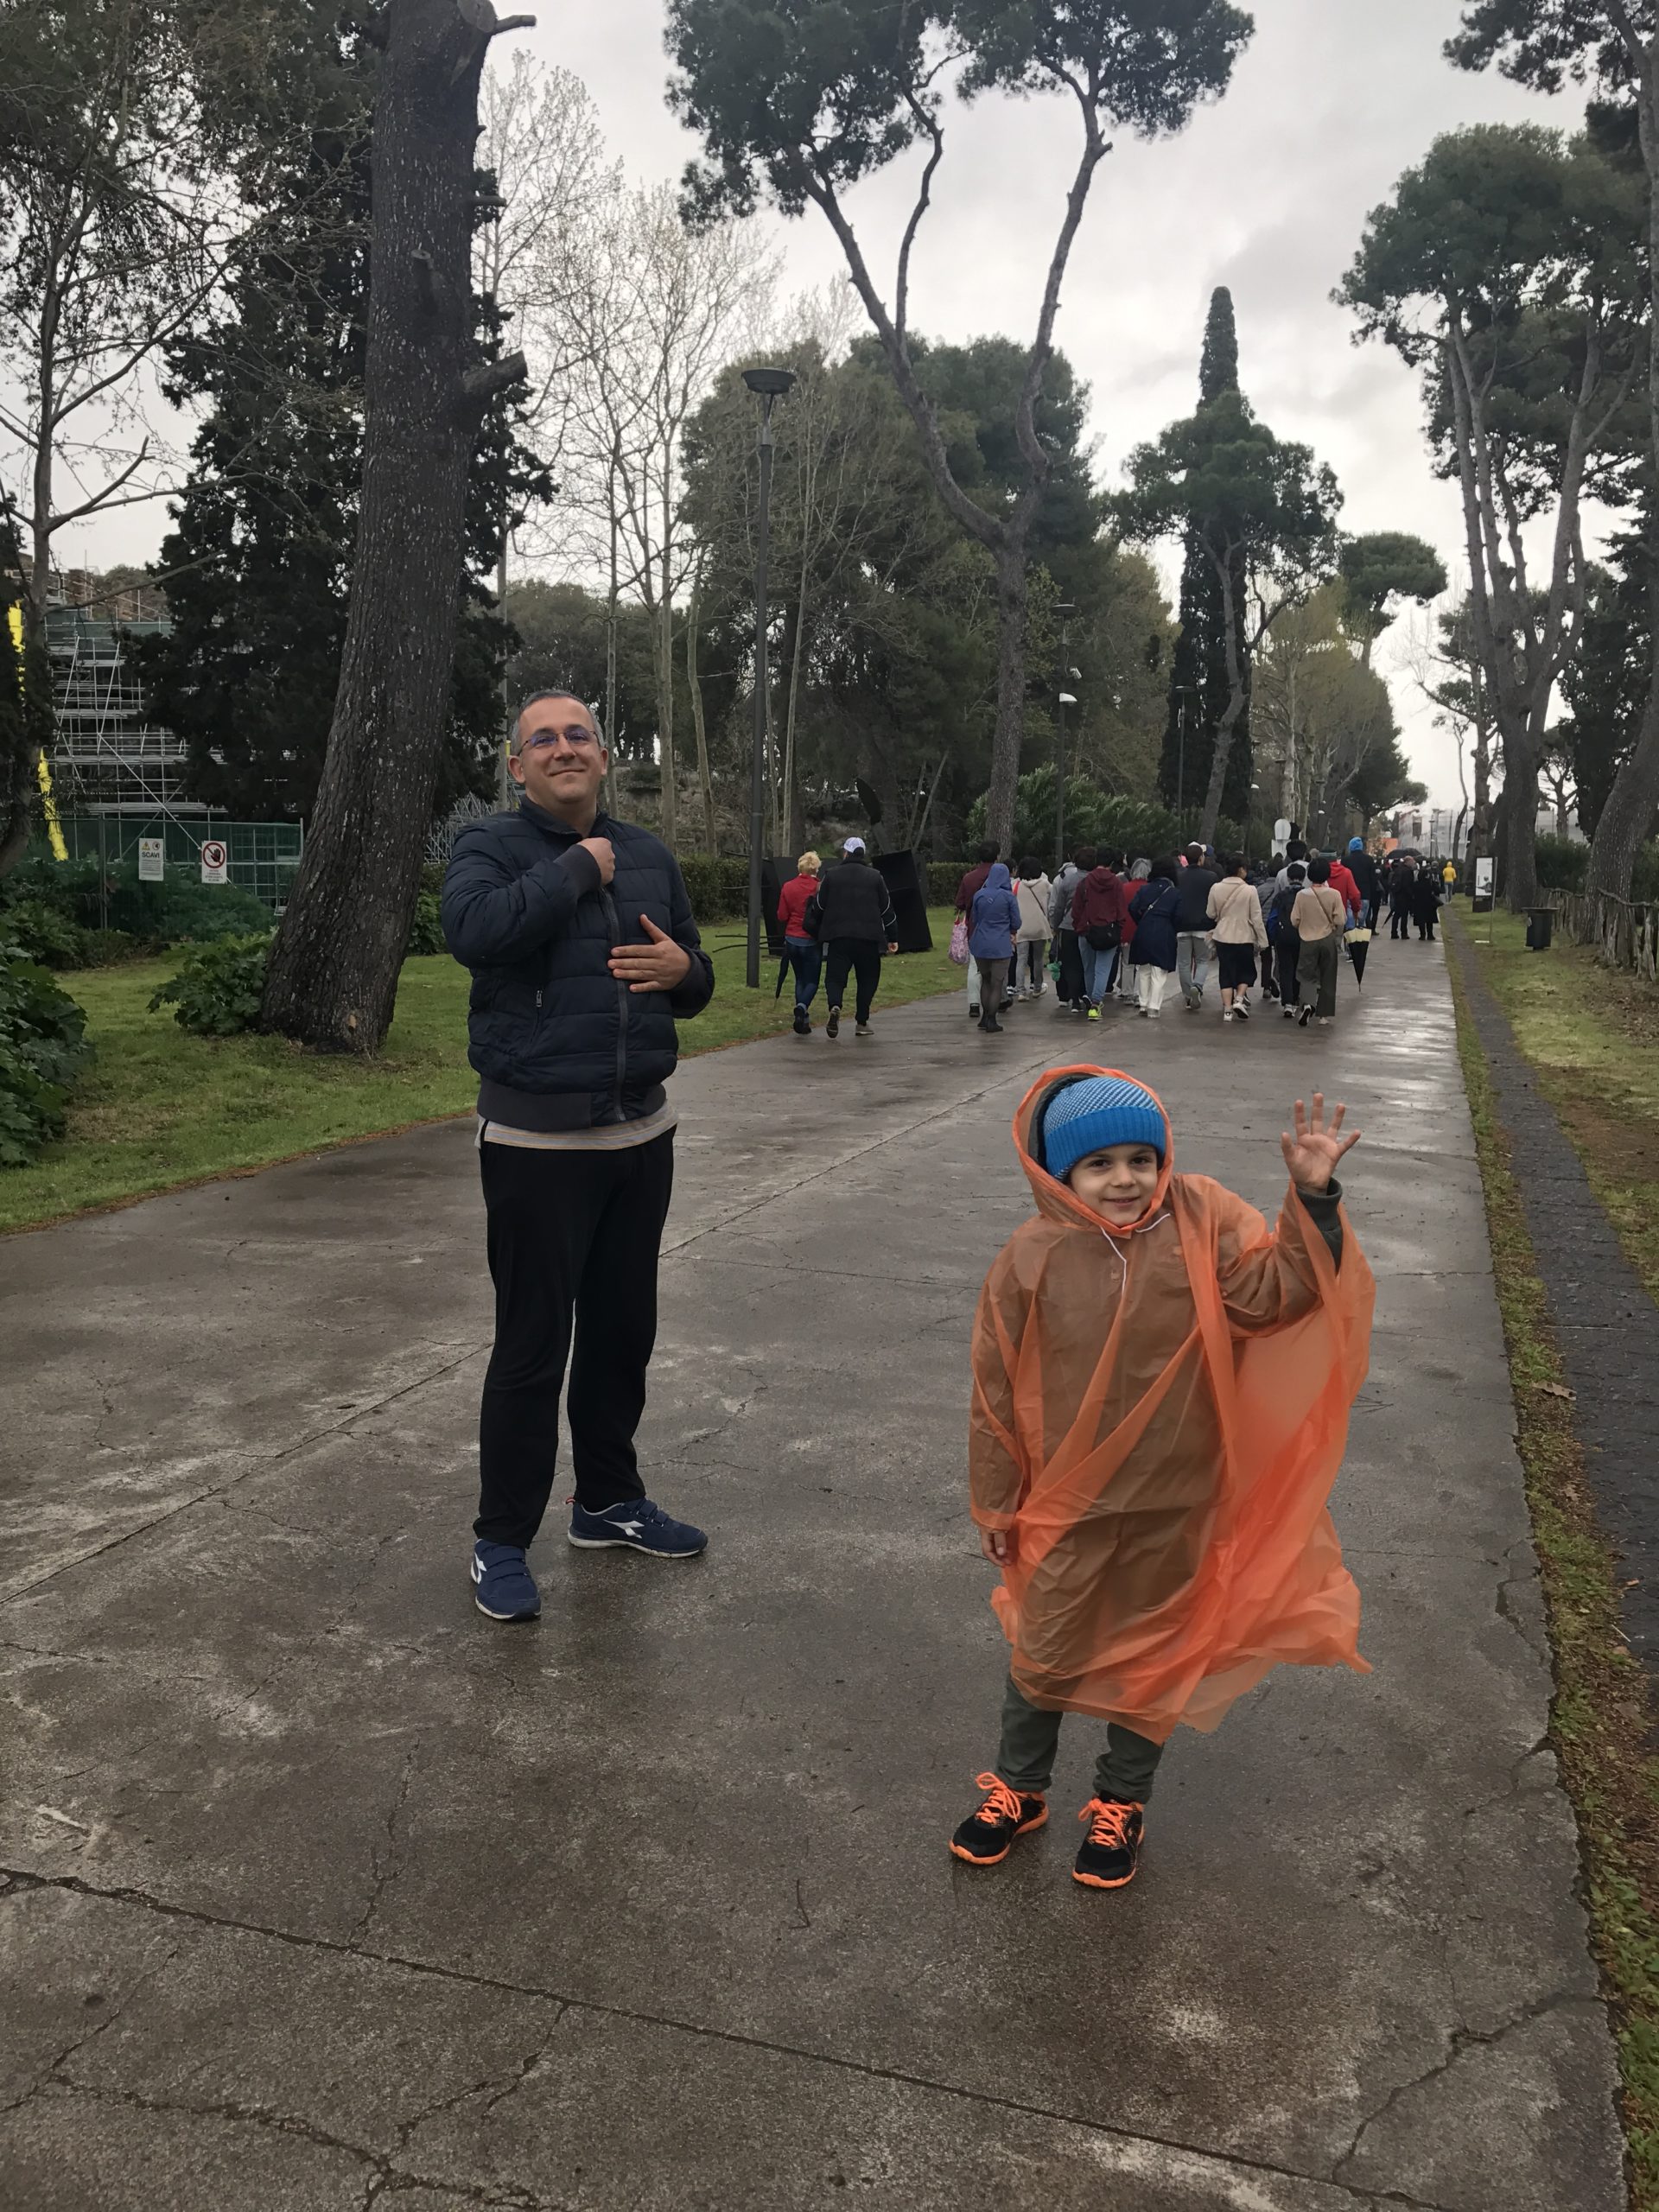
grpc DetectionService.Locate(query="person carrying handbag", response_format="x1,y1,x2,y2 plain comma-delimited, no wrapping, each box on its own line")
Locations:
1070,851,1132,1020
1013,856,1053,999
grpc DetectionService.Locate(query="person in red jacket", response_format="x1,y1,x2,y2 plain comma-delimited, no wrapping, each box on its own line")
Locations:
1325,853,1362,921
777,851,823,1036
1070,850,1132,1020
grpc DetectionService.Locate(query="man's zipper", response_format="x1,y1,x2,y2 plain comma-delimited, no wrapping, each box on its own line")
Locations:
601,886,628,1122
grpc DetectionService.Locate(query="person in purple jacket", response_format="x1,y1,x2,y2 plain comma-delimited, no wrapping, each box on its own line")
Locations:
969,862,1022,1035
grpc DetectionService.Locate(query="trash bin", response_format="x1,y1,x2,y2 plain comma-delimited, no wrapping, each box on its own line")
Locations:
1526,906,1555,952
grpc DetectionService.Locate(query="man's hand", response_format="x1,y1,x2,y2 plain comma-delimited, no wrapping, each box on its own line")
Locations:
578,836,615,885
1281,1092,1362,1193
609,914,693,995
979,1527,1014,1566
887,941,899,955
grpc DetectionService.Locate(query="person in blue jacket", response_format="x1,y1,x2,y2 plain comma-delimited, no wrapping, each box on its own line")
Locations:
969,861,1022,1034
1127,859,1182,1018
442,690,715,1624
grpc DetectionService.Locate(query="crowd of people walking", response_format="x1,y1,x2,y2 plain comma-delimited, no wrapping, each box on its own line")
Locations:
949,831,1455,1038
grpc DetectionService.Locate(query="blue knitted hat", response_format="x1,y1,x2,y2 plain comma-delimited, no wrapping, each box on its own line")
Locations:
1039,1076,1166,1182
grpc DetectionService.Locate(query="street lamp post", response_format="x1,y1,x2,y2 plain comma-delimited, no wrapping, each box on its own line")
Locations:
741,366,797,988
1052,601,1076,870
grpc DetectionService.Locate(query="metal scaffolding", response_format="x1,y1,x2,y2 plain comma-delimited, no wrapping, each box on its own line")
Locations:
44,596,200,817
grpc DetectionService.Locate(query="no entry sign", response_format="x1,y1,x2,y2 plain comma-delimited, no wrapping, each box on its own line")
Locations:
200,839,228,885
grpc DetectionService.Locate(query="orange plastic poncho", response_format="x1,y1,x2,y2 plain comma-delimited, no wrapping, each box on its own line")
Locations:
970,1066,1375,1744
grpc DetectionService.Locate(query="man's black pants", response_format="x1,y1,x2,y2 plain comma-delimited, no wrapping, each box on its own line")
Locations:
823,938,881,1021
475,1133,674,1548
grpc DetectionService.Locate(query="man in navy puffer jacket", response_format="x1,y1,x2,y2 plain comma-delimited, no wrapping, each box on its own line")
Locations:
442,690,715,1623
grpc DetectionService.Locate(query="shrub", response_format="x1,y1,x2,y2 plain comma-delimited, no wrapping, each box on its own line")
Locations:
405,889,447,957
149,931,272,1037
2,899,91,969
0,938,94,1167
1535,836,1590,893
677,854,751,924
2,856,274,941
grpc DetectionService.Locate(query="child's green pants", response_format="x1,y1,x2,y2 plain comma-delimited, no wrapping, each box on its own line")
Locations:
994,1672,1165,1803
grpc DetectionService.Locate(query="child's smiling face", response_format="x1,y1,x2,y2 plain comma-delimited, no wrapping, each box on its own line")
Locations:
1065,1142,1162,1225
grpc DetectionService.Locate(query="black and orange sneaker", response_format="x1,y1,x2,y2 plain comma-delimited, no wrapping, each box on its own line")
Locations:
1073,1797,1145,1889
949,1772,1049,1866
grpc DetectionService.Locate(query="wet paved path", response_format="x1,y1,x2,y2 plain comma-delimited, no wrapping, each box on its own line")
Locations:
0,936,1624,2209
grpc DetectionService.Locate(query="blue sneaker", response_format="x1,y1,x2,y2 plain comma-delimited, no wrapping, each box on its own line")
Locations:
567,1497,708,1560
471,1541,540,1621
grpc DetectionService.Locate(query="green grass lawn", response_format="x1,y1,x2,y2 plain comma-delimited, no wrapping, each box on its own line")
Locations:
2,908,967,1236
1461,906,1659,1303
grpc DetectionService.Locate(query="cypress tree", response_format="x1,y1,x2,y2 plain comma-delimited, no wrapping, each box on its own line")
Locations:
1158,287,1253,828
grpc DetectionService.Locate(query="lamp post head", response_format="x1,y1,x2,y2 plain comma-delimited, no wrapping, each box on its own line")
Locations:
1058,692,1078,707
742,365,798,397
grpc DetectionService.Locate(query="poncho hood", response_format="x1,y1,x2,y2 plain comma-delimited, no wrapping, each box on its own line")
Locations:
1014,1066,1174,1236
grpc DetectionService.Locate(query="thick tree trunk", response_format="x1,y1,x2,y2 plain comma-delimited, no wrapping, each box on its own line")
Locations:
1588,678,1659,899
1497,731,1540,911
1590,43,1659,900
1198,546,1248,849
263,0,527,1052
987,543,1028,859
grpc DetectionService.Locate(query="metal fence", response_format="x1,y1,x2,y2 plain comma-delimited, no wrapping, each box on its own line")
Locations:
1550,891,1659,983
50,816,304,911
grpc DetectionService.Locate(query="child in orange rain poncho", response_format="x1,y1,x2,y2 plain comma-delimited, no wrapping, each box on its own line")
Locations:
951,1067,1373,1891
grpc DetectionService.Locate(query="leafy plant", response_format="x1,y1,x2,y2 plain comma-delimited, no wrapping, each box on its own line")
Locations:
149,932,272,1036
404,889,447,957
2,898,91,969
0,938,94,1167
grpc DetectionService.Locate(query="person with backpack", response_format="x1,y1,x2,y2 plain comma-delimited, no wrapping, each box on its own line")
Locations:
1270,862,1307,1018
969,861,1022,1033
1048,845,1093,1014
955,837,1001,1023
813,837,898,1039
1071,849,1132,1020
1013,855,1053,1000
1128,859,1182,1018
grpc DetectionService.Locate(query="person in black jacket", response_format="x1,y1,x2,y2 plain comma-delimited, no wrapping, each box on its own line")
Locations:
442,690,715,1624
1173,842,1220,1009
1344,838,1382,926
812,836,898,1039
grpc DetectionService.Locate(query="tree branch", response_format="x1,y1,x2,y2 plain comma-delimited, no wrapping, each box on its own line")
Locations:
894,88,945,350
804,169,1002,554
1012,71,1108,485
458,350,528,409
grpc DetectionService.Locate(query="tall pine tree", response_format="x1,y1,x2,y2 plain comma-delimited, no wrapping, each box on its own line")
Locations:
1158,288,1253,829
137,35,545,821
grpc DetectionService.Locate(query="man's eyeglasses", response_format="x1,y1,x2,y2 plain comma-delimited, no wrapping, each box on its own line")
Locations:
522,723,601,752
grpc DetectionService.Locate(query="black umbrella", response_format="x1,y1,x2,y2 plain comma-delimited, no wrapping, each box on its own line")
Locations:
1347,931,1370,989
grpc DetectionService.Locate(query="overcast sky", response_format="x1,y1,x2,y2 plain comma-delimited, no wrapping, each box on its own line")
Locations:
72,0,1585,811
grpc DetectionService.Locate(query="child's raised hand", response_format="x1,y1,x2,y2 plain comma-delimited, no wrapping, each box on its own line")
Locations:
1281,1092,1361,1192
